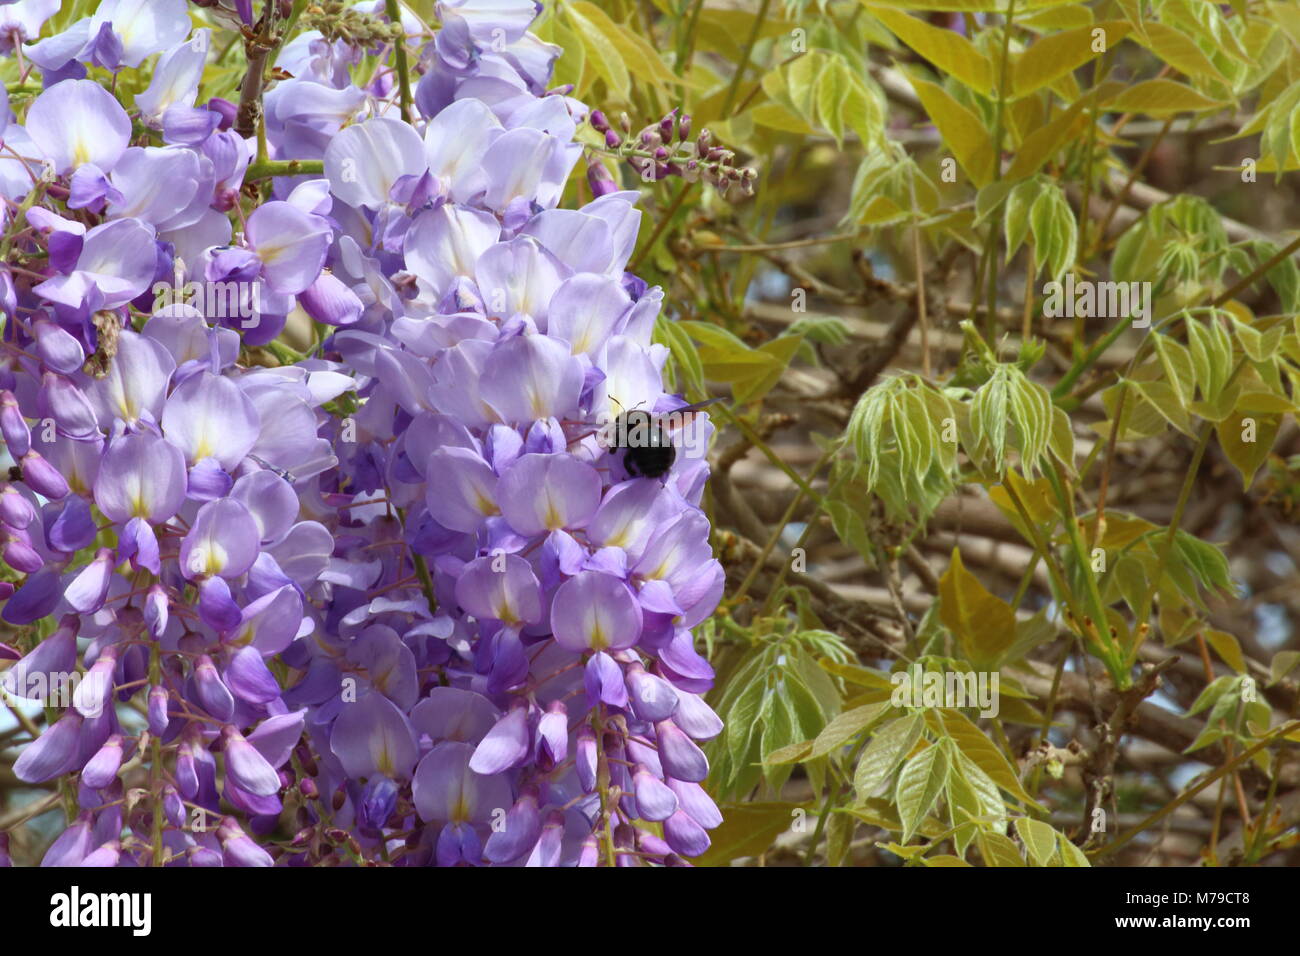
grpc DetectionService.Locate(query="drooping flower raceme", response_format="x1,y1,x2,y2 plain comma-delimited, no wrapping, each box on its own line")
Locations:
0,0,725,867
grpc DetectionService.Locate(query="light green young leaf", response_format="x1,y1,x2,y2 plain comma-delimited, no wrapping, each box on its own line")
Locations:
854,711,925,797
896,739,950,842
873,7,994,95
1015,817,1059,866
1028,184,1077,282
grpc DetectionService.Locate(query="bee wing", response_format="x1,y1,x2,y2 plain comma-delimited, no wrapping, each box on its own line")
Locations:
676,398,724,413
659,397,723,431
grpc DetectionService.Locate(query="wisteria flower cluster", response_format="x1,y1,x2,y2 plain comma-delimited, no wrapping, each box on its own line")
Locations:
0,0,725,867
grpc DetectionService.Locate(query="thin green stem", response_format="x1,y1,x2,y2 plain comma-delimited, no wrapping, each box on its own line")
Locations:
1043,460,1125,686
629,181,694,273
592,706,618,867
981,0,1017,340
674,0,707,73
245,158,326,181
385,0,415,123
1050,313,1134,401
720,0,771,117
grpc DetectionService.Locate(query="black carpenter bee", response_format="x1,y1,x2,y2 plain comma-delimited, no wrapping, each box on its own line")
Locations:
610,398,721,480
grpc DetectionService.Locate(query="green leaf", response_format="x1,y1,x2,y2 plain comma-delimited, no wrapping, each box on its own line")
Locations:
947,749,1007,852
934,708,1044,809
565,3,630,99
854,712,925,797
1015,817,1059,866
1012,22,1130,99
1028,184,1077,282
1004,179,1039,260
764,739,815,765
694,802,809,867
653,317,706,396
1269,650,1300,686
1171,530,1237,597
945,764,982,856
1184,674,1237,717
873,8,994,95
903,69,996,186
938,548,1018,669
977,830,1026,866
825,809,856,866
896,740,950,842
1153,334,1197,406
816,62,848,145
1216,411,1281,490
1132,22,1229,83
922,853,973,866
808,703,888,759
568,2,680,91
1058,834,1091,866
1108,79,1225,115
726,678,767,765
821,659,896,691
1204,629,1247,674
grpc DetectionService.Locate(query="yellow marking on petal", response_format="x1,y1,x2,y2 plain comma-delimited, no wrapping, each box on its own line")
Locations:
258,243,285,264
496,600,518,626
195,544,227,576
451,794,470,823
375,736,394,776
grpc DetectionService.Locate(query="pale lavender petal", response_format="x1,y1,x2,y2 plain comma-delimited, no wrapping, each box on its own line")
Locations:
180,498,260,579
654,718,709,782
423,445,499,533
414,741,513,826
497,452,601,535
468,706,529,775
222,725,281,796
330,690,418,779
246,201,331,295
324,116,426,210
550,570,642,652
479,334,582,426
161,371,260,469
93,431,187,524
633,765,678,822
454,553,543,626
25,79,131,174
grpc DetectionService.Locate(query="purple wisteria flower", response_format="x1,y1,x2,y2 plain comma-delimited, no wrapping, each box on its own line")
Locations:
0,0,725,868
